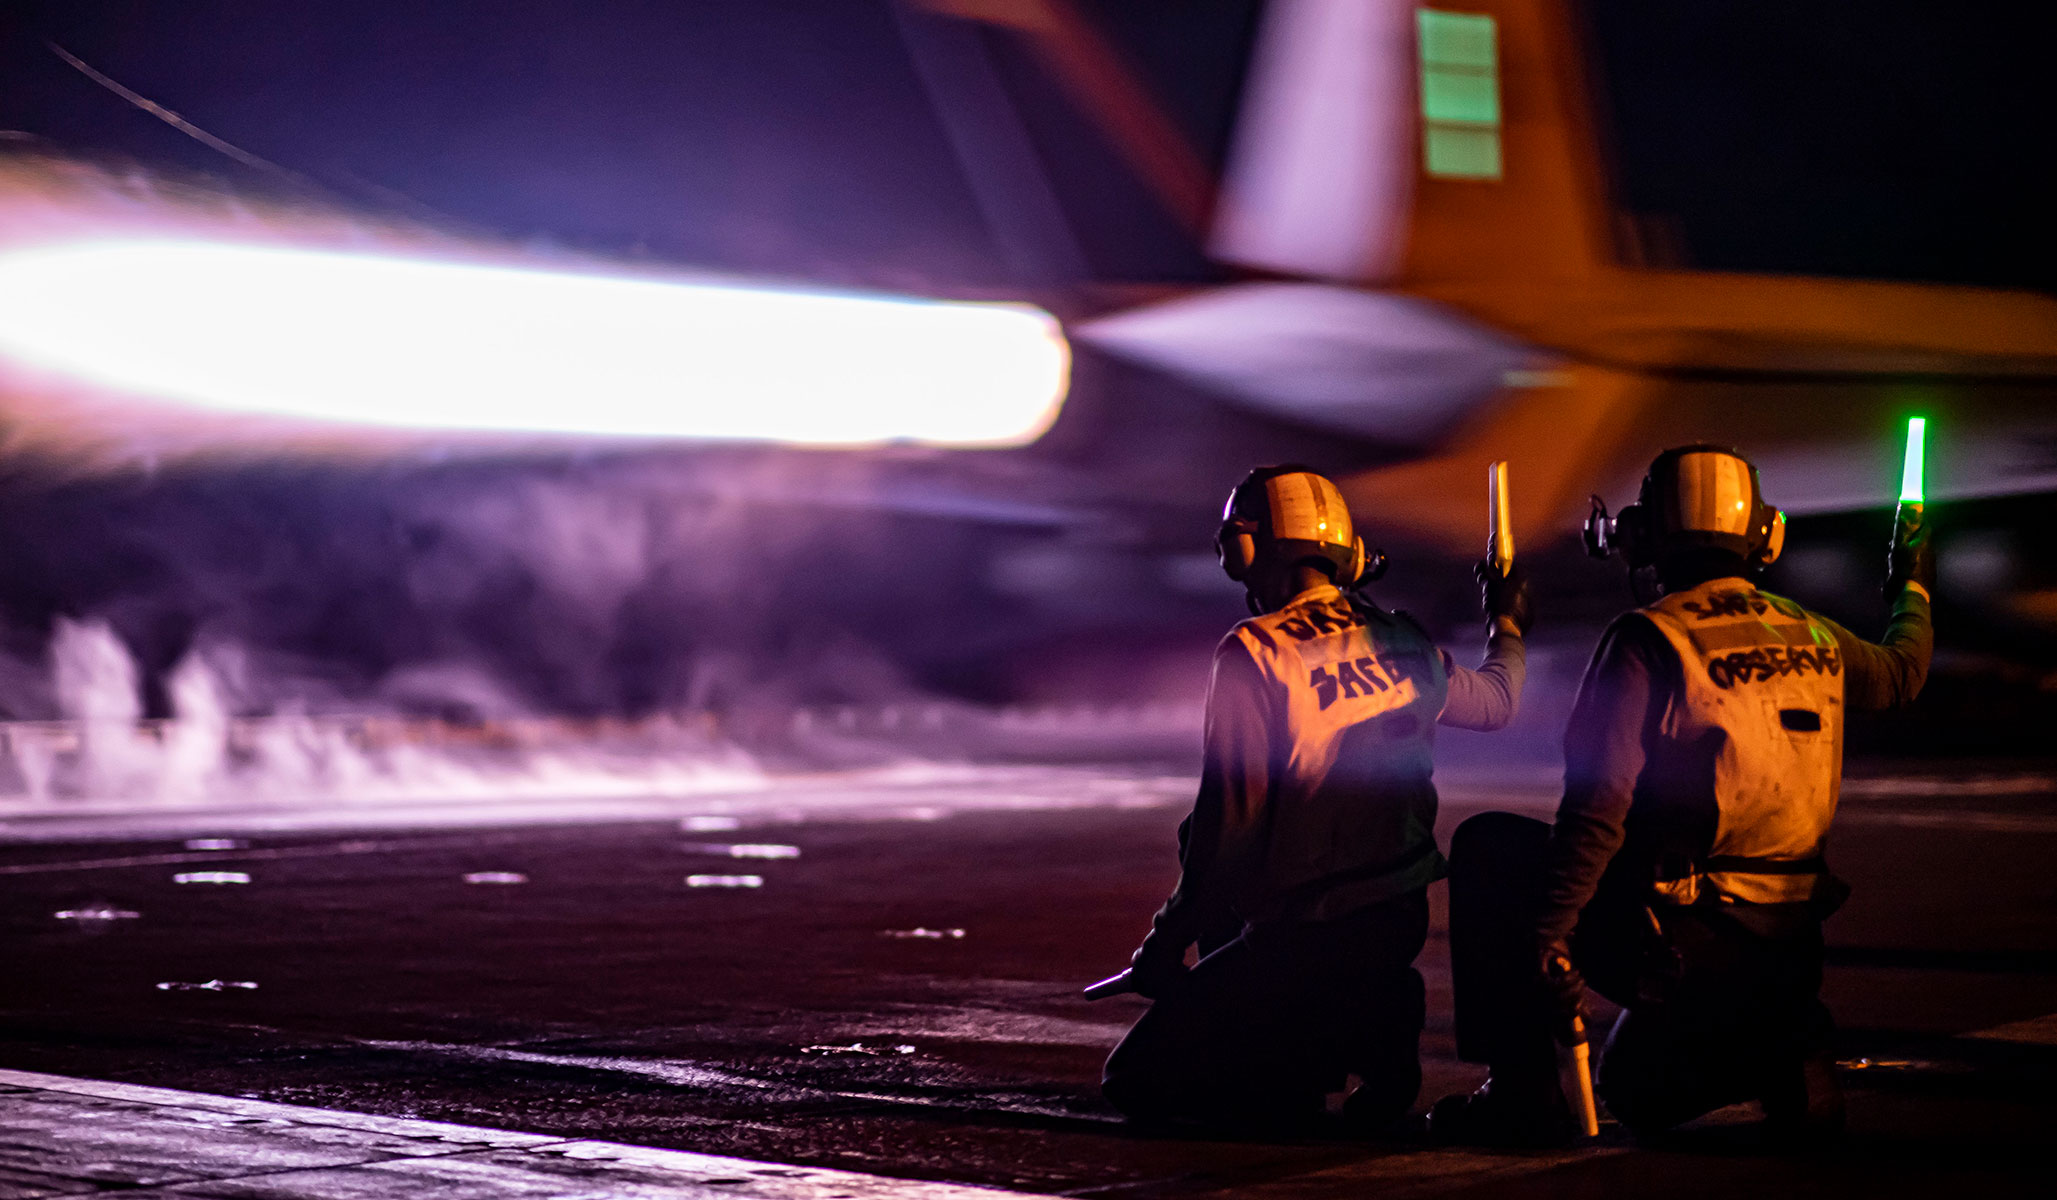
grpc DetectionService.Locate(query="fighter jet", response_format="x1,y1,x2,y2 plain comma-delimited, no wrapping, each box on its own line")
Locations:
891,0,2057,691
0,0,2050,714
909,0,2057,545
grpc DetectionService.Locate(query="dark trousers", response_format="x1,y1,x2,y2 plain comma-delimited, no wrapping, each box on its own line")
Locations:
1448,812,1833,1135
1101,890,1428,1132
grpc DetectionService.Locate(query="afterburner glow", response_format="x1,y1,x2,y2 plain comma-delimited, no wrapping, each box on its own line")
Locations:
0,240,1070,445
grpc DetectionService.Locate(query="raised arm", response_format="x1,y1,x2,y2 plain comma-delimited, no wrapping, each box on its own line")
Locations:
1441,562,1535,731
1815,584,1933,712
1439,624,1527,731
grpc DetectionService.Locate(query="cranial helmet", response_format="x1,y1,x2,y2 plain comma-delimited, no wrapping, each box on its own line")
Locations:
1216,465,1387,588
1584,445,1786,569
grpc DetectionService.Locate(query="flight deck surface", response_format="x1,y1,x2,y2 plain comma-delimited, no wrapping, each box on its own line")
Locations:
4,763,2053,1198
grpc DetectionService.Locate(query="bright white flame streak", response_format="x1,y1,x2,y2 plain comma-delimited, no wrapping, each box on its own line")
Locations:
0,240,1072,446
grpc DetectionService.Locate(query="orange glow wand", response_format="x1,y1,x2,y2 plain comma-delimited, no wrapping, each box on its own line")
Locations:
1488,460,1513,573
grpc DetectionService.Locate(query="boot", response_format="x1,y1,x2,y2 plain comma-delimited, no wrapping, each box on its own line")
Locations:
1428,1071,1576,1149
1760,1053,1844,1149
1339,1059,1421,1135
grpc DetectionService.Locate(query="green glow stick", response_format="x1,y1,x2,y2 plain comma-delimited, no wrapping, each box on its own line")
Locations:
1899,417,1926,505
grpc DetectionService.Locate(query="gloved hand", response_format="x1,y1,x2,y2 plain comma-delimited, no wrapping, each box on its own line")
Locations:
1538,944,1586,1046
1886,504,1935,600
1477,560,1534,636
1128,931,1190,1000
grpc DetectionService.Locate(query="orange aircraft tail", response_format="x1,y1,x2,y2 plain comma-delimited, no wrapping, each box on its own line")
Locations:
1212,0,1618,289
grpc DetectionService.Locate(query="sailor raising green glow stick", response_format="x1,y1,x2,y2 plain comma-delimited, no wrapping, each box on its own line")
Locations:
1899,417,1926,508
1890,417,1931,601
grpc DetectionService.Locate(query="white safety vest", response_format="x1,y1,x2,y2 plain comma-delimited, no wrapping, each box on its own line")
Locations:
1229,584,1451,918
1637,579,1844,907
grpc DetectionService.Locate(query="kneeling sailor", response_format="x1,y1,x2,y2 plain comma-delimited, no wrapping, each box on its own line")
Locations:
1103,464,1532,1133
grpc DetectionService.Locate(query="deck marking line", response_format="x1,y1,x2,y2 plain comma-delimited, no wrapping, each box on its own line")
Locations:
0,1067,1040,1197
1962,1011,2057,1045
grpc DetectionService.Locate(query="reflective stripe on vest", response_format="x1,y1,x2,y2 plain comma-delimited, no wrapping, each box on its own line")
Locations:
1639,581,1845,907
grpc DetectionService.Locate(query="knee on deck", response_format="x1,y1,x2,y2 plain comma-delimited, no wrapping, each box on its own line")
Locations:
1450,810,1549,871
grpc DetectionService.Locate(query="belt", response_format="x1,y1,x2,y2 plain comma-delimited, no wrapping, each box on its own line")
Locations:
1271,838,1441,916
1699,855,1827,876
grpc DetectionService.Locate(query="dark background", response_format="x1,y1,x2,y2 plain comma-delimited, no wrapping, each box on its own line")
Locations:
0,1,2049,726
4,1,2048,292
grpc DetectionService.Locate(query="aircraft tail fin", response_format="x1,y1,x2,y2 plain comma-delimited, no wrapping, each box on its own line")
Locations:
1212,0,1619,288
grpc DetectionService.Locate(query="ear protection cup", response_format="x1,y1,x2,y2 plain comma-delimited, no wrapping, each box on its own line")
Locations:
1611,503,1654,568
1359,546,1390,584
1755,507,1786,566
1229,531,1256,580
1342,536,1366,586
1583,495,1612,560
1216,520,1258,582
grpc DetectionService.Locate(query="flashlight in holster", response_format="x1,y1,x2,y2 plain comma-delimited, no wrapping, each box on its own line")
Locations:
1548,954,1602,1138
1564,1015,1601,1139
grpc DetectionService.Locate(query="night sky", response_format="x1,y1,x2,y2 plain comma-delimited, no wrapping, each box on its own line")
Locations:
3,1,2046,293
1589,0,2055,293
0,0,1257,286
0,1,2049,723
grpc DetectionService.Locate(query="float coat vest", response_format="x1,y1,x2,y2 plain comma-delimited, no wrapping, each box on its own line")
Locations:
1636,579,1845,908
1231,587,1452,921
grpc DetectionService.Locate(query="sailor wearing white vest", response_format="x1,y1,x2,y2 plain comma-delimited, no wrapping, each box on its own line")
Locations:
1433,445,1933,1148
1102,465,1532,1135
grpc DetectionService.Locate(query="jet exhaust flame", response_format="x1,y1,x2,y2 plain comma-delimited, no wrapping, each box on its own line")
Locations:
0,238,1071,447
0,157,1159,770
